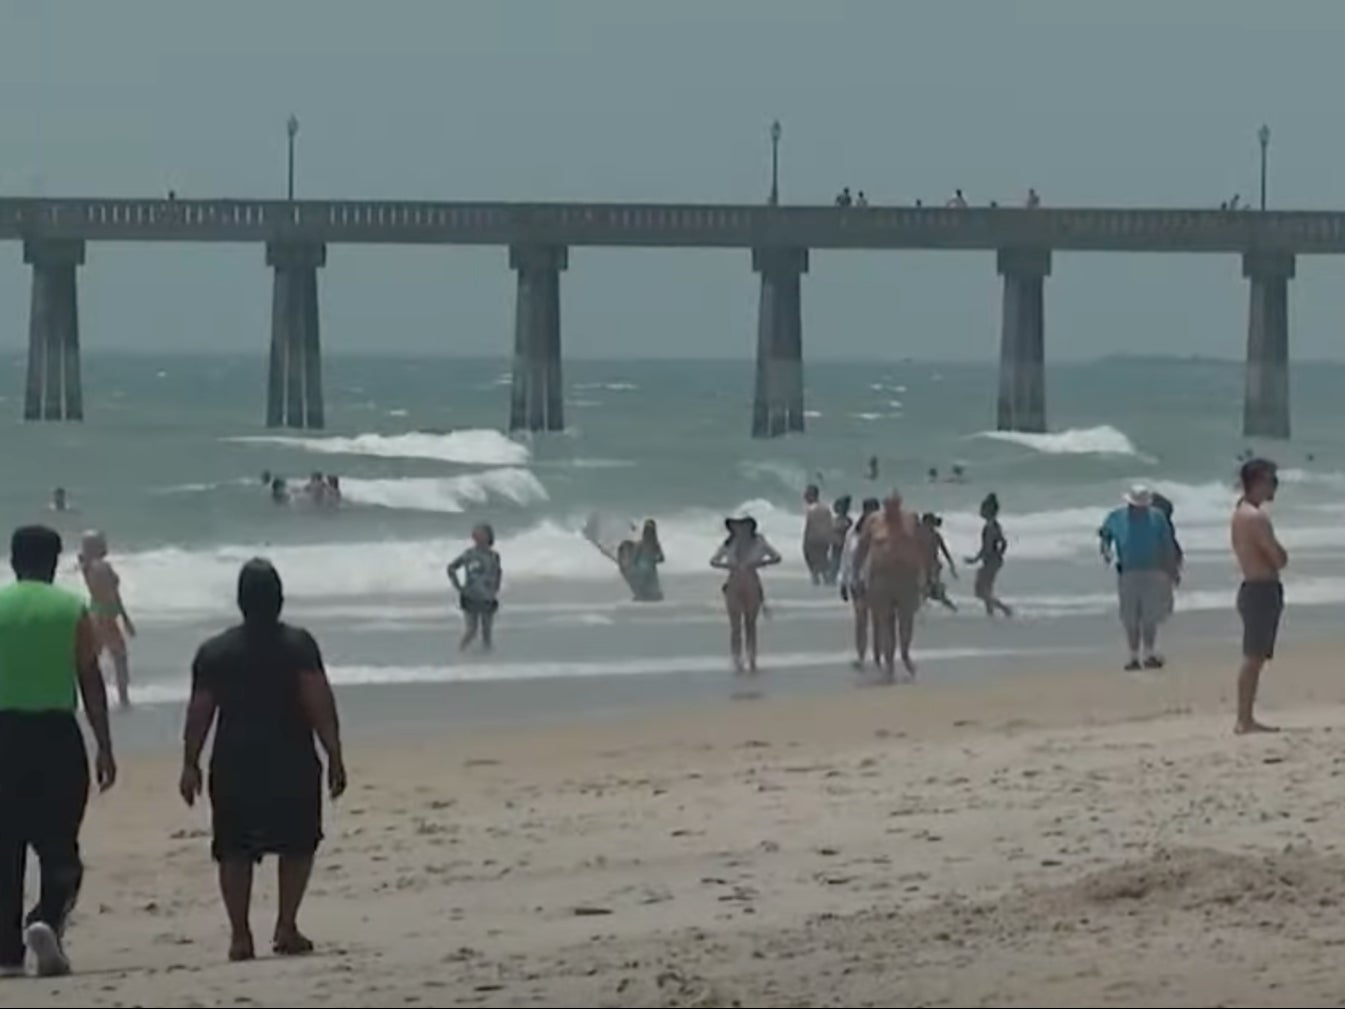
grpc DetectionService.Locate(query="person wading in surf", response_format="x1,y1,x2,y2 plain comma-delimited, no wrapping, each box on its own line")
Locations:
838,498,881,669
710,516,781,674
967,493,1013,618
447,525,503,652
78,531,136,710
853,492,925,682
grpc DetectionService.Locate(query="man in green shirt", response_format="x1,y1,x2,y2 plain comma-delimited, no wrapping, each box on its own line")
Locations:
0,525,116,978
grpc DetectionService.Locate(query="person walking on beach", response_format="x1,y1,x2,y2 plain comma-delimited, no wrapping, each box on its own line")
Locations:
1099,484,1177,671
447,524,503,652
78,531,136,710
839,498,881,669
967,493,1013,617
180,559,346,962
1231,458,1287,734
711,516,782,674
0,525,116,978
802,484,832,585
853,491,924,682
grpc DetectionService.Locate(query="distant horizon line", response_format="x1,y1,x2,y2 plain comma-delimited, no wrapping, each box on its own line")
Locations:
2,348,1343,366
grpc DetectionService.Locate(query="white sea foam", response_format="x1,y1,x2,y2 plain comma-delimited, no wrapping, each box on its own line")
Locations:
339,468,548,513
976,424,1142,457
128,646,1046,705
739,459,811,493
228,429,530,466
1279,468,1345,489
81,498,801,616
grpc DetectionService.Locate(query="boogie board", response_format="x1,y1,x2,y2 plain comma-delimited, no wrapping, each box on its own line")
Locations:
582,511,638,563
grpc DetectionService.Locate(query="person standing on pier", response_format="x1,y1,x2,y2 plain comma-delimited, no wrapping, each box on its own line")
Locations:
1230,459,1287,734
711,516,781,675
79,531,136,710
0,525,116,978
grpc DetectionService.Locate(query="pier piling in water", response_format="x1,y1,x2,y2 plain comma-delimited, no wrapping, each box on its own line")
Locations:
509,244,567,433
751,247,809,438
1242,251,1294,440
266,242,326,429
23,239,86,422
996,247,1051,434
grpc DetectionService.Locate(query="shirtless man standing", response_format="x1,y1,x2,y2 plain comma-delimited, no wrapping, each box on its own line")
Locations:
853,491,925,682
1230,458,1287,734
78,532,135,710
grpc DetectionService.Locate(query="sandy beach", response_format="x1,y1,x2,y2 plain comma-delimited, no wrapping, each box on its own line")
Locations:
5,643,1345,1008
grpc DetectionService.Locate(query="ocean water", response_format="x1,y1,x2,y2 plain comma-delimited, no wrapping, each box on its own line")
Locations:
1,351,1340,740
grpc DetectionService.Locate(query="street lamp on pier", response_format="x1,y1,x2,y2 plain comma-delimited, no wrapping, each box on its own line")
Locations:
1258,123,1270,211
769,119,782,206
287,114,300,201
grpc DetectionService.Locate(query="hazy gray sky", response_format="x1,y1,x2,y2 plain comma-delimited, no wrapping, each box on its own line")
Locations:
3,0,1345,361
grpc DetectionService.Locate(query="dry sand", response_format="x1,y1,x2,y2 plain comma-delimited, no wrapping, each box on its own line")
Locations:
6,644,1345,1007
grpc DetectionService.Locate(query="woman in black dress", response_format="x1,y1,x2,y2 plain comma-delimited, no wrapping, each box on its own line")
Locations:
180,559,346,961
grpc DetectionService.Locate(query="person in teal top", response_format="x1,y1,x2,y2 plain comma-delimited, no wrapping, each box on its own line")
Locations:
1099,485,1178,670
0,525,116,978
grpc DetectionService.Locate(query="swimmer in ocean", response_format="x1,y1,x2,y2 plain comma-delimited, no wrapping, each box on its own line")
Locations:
866,456,879,481
50,487,70,512
270,476,290,504
79,530,136,709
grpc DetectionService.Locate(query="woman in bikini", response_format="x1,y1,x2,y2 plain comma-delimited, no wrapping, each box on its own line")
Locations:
710,516,781,674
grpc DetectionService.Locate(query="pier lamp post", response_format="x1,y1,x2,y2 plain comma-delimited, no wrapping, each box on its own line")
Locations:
287,114,300,201
1258,123,1270,211
769,119,782,206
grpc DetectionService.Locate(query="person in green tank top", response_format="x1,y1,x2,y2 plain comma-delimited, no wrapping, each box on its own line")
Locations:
0,525,116,979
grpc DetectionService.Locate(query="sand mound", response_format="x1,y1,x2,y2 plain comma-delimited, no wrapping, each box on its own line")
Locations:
1066,845,1345,911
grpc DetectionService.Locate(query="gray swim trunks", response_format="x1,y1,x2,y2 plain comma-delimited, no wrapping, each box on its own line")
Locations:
1117,569,1170,631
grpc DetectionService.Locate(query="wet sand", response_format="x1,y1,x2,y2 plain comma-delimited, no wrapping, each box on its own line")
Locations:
5,641,1345,1007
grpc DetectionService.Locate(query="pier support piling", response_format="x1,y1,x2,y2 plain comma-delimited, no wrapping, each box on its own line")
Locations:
996,247,1051,433
751,247,809,438
509,244,567,433
23,239,86,421
266,242,326,429
1242,251,1294,440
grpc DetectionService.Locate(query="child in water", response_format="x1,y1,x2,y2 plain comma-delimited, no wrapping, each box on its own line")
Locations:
447,524,503,652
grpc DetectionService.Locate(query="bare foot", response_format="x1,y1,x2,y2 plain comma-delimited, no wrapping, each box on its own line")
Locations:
902,657,917,680
732,657,745,676
228,934,255,962
1235,720,1280,735
272,929,314,956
